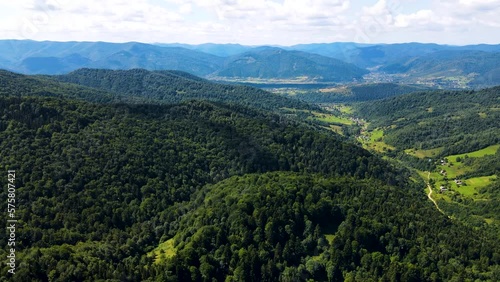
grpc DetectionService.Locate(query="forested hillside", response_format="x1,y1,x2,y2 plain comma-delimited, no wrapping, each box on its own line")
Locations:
52,68,314,111
0,70,498,281
159,172,499,281
355,87,500,156
0,91,411,281
0,70,124,103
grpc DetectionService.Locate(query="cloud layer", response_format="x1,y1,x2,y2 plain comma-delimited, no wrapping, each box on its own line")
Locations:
0,0,498,45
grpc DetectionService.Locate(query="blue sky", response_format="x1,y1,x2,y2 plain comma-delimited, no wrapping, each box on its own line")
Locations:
0,0,499,45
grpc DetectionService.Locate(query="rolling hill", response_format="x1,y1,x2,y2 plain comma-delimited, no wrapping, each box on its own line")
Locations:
0,76,415,280
0,69,124,103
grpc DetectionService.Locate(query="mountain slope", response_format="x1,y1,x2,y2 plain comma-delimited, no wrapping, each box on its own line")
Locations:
351,86,500,163
381,50,500,87
88,43,224,76
0,69,124,103
212,47,368,82
19,54,92,74
355,86,500,155
0,92,408,280
290,83,426,103
289,42,500,68
156,42,254,57
52,68,314,111
353,86,500,232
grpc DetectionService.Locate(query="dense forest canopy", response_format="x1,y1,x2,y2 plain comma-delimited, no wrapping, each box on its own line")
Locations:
0,93,410,281
0,68,498,281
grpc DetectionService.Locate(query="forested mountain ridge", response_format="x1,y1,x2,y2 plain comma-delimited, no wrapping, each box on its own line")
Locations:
289,42,500,68
0,40,224,76
156,42,253,57
51,68,315,111
0,69,126,103
0,68,314,112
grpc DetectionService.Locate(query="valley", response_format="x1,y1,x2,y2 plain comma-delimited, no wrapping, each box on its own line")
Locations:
278,85,500,233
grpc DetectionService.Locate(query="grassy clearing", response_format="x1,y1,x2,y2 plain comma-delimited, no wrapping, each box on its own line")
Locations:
337,105,353,114
405,147,444,159
370,129,384,142
457,184,477,196
310,111,353,125
484,218,494,224
318,85,349,93
447,144,500,160
427,145,499,195
149,238,176,264
438,162,471,179
464,175,496,192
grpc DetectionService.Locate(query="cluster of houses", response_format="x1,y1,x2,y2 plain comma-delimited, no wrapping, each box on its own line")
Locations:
439,177,463,192
438,162,463,192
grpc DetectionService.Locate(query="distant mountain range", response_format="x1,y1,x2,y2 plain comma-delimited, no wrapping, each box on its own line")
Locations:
1,40,500,87
380,50,500,86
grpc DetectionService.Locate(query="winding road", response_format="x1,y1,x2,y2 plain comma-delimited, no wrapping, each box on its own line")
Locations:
426,172,446,215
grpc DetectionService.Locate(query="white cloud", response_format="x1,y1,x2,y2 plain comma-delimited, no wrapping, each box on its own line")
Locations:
0,0,498,45
0,0,185,41
458,0,500,11
394,9,434,28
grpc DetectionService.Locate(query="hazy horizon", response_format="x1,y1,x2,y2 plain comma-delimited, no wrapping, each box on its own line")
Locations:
1,38,499,48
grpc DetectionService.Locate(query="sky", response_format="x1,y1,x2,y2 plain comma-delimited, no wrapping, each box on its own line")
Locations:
0,0,499,46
